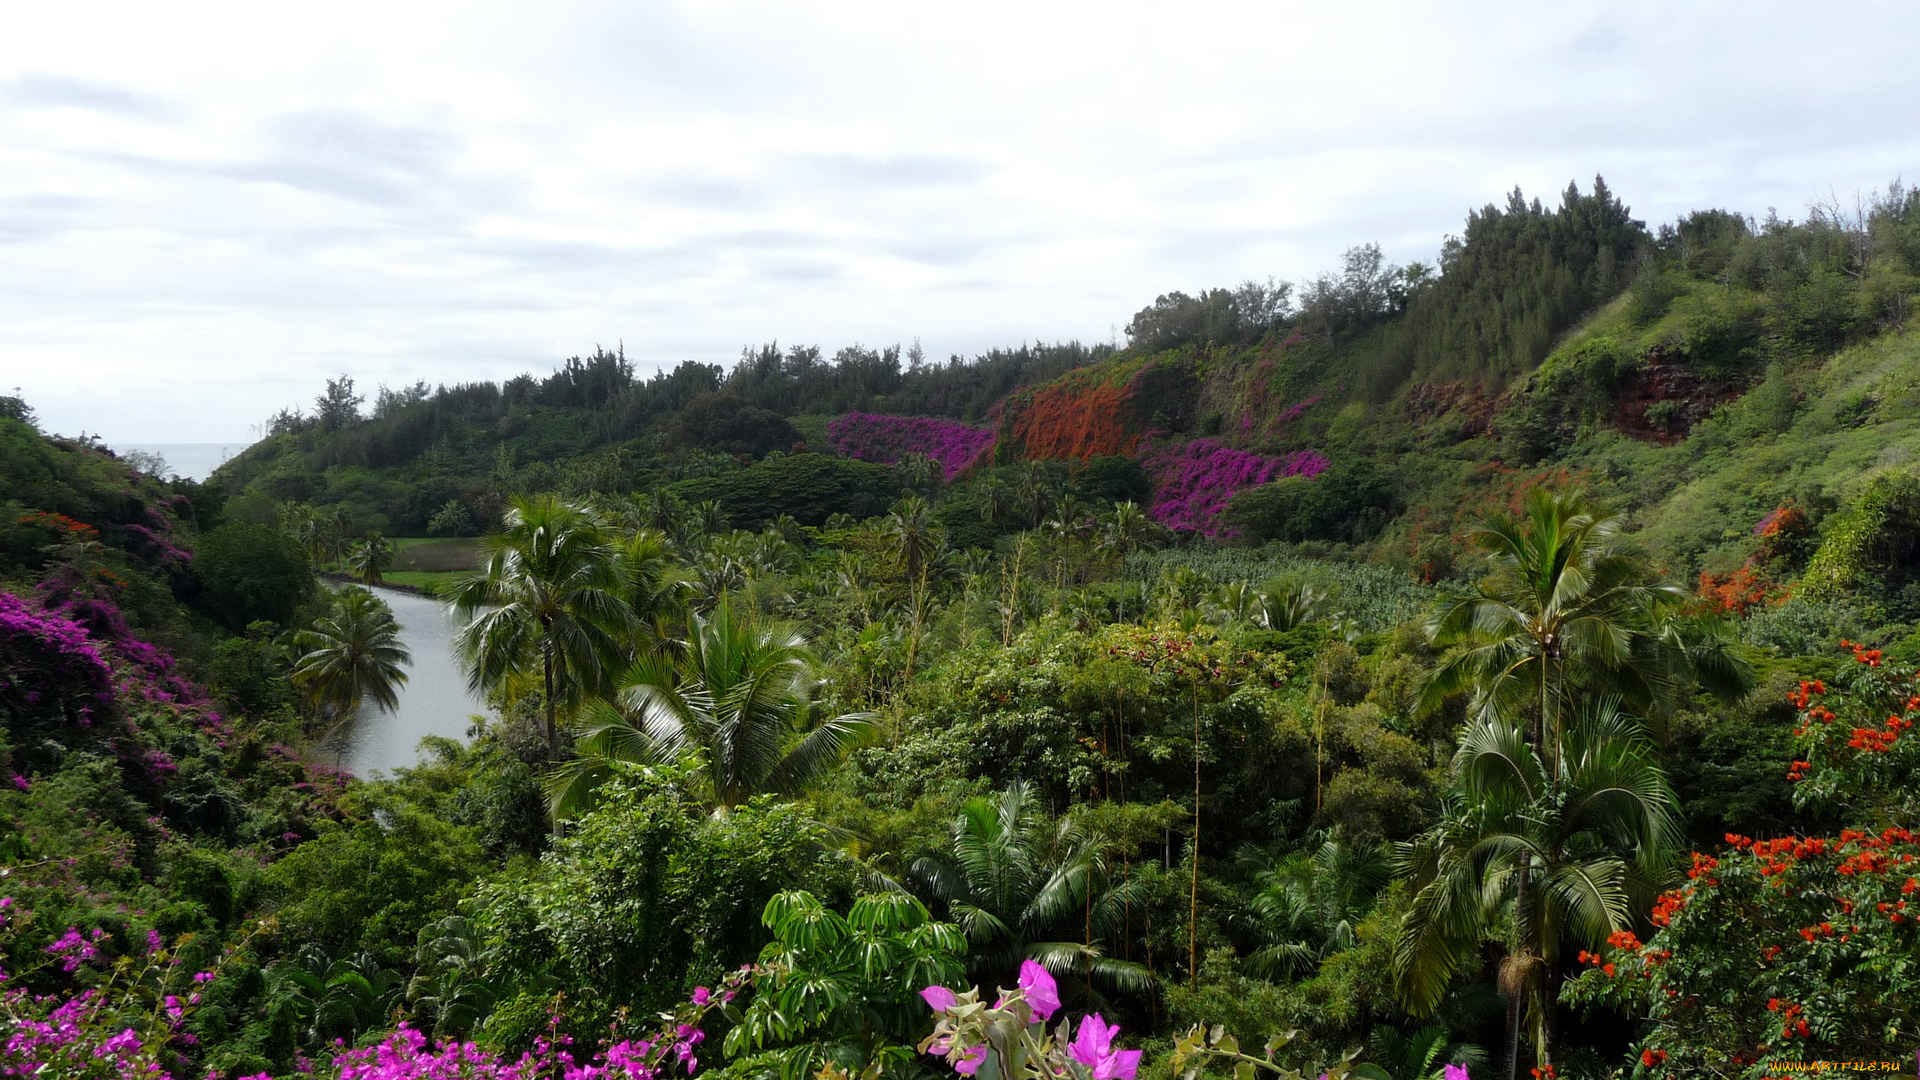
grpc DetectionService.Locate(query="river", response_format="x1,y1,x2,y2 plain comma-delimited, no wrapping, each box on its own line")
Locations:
315,583,492,777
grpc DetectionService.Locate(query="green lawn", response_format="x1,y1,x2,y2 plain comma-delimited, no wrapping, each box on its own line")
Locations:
388,537,483,573
381,570,465,596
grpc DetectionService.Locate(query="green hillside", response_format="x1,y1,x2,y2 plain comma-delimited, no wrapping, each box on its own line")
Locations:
219,177,1920,624
9,177,1920,1078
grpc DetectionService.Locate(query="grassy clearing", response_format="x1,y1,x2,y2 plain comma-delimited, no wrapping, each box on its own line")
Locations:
389,537,483,573
381,570,465,596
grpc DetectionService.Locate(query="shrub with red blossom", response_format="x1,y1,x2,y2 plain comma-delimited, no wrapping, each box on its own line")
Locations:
1566,644,1920,1072
1142,439,1328,535
827,413,996,480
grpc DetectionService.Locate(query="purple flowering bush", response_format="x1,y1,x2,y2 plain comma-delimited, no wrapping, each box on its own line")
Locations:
826,414,996,481
0,590,114,730
0,896,751,1080
327,967,749,1080
1142,439,1329,536
0,897,244,1080
916,961,1385,1080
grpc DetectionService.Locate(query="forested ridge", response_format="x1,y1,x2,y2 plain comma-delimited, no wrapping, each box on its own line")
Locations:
6,176,1920,1079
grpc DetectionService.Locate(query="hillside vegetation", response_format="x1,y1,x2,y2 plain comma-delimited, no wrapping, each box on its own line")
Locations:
5,178,1920,1079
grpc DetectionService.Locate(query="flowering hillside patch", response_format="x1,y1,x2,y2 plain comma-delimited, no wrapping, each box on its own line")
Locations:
1144,439,1327,535
826,413,995,480
994,360,1162,462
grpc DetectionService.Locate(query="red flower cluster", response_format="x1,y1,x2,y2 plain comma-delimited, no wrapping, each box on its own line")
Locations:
14,511,99,541
1796,921,1836,943
1574,950,1617,977
1846,716,1909,752
1769,998,1811,1039
1755,503,1807,539
1786,678,1828,713
1696,564,1784,616
1606,930,1643,951
1686,852,1721,885
1640,1048,1668,1067
1837,850,1892,876
1840,639,1884,666
998,367,1146,462
1650,889,1688,927
1529,1065,1558,1079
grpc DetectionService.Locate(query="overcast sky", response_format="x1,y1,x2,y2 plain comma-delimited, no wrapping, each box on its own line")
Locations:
4,0,1917,442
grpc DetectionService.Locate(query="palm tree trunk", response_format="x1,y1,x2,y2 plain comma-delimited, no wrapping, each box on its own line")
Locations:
542,651,557,753
1506,864,1531,1080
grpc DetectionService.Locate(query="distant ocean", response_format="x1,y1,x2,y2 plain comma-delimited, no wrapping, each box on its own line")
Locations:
110,443,245,482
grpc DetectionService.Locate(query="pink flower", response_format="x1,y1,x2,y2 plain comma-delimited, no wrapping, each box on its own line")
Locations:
921,985,959,1012
1444,1066,1472,1080
952,1046,989,1075
1018,959,1060,1022
1069,1014,1140,1080
46,927,101,972
692,986,711,1006
96,1027,142,1057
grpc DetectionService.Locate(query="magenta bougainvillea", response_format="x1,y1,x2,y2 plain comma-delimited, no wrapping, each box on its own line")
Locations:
1144,439,1328,535
0,591,113,721
827,413,996,480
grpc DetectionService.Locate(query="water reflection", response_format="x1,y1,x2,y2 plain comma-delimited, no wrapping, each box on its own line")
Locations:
315,584,491,777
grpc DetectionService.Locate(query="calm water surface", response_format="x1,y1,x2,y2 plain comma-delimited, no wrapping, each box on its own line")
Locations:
316,584,491,777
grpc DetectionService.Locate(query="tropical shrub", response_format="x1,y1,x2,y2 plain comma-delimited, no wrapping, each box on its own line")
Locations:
1221,458,1395,545
725,890,966,1078
1565,644,1920,1074
1142,439,1328,535
191,523,314,629
475,772,857,1043
1564,831,1920,1074
665,454,904,528
827,413,996,480
0,590,114,737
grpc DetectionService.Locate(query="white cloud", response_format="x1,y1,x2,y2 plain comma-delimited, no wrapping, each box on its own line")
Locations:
1,0,1917,440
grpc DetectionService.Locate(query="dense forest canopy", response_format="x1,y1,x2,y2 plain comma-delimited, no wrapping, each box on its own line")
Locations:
7,176,1920,1080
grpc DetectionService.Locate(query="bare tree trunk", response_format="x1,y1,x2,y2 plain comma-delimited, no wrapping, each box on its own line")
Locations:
1189,683,1201,989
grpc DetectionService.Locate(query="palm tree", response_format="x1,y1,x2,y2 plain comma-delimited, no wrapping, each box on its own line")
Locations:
1096,501,1160,622
884,496,947,676
547,601,868,816
977,475,1017,529
688,499,731,539
1239,836,1391,980
321,508,353,568
1015,463,1059,529
1392,702,1680,1079
880,496,943,582
1421,488,1748,767
1253,576,1330,631
290,586,412,718
346,532,394,586
911,780,1151,1007
449,495,633,751
611,528,684,651
898,452,944,495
